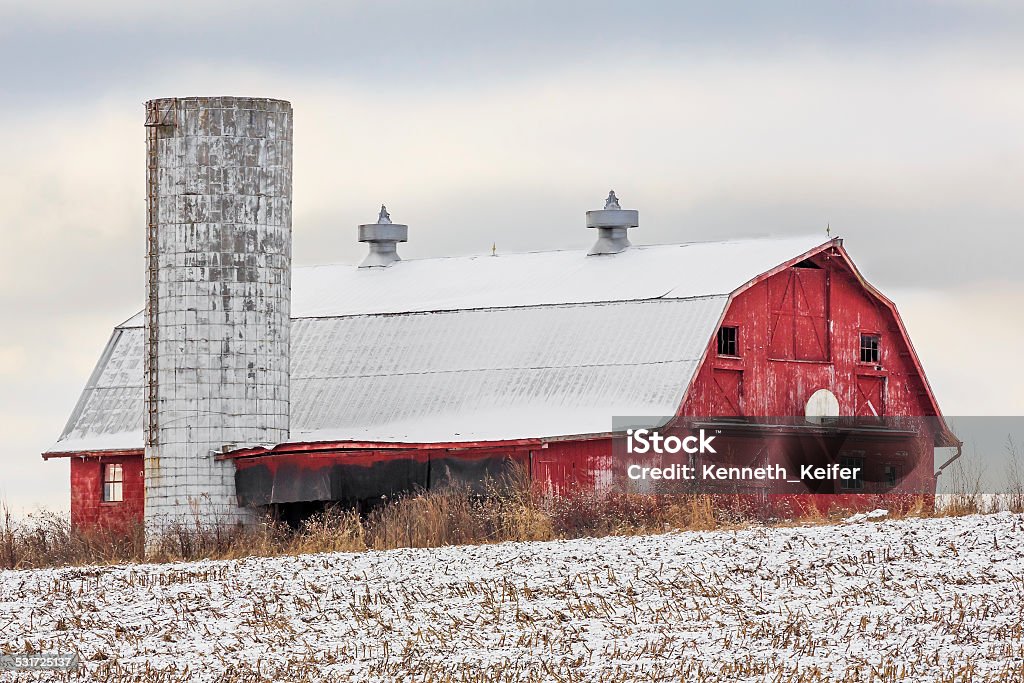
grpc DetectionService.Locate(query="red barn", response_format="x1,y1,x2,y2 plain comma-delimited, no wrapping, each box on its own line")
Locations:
44,231,958,529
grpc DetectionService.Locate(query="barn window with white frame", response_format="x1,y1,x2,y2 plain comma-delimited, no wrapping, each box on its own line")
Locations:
102,463,123,503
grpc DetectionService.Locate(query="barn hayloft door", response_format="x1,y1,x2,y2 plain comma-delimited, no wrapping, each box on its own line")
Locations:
767,266,829,362
855,374,886,420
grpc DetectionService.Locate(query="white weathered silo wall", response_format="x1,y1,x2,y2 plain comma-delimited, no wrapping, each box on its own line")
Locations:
143,96,292,529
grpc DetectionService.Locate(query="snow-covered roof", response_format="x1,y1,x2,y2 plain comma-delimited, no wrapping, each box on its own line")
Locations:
48,235,833,452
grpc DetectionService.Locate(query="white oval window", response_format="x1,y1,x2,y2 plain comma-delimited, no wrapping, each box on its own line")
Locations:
805,389,840,423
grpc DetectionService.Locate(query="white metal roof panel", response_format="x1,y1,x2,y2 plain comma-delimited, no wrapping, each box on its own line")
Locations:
49,297,725,450
290,235,829,317
287,297,723,443
112,235,830,327
48,236,833,452
51,328,145,452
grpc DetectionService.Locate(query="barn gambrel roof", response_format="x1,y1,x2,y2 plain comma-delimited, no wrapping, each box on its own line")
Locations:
47,235,837,453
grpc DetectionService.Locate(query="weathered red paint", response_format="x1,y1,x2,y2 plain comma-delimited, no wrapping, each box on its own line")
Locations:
54,240,957,528
66,451,144,531
680,246,942,421
530,439,613,494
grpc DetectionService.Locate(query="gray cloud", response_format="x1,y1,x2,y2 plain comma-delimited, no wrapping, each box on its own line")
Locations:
1,1,1022,513
3,1,1023,103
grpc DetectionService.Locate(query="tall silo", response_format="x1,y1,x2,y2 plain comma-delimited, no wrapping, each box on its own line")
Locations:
143,97,292,529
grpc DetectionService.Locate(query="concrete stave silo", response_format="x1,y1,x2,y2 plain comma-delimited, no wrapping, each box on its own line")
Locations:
143,96,292,530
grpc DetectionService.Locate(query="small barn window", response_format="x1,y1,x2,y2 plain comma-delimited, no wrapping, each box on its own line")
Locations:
860,334,880,363
884,464,899,487
792,258,821,269
103,463,124,503
840,455,864,491
717,326,739,356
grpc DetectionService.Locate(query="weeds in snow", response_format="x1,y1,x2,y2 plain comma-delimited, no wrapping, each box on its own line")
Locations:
2,514,1023,682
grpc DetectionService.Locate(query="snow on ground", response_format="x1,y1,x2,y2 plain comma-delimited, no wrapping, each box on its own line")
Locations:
2,513,1024,682
842,508,889,523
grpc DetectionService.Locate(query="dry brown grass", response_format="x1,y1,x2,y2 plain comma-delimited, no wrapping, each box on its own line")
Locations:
1,480,742,570
4,466,1016,572
1,506,144,569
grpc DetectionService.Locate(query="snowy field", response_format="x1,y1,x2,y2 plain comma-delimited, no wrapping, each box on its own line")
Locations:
2,513,1024,682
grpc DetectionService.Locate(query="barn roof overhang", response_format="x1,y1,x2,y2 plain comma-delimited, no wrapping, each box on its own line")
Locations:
41,448,143,461
687,419,921,440
215,437,553,461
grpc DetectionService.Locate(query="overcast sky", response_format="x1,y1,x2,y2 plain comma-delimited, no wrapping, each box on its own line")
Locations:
1,0,1022,513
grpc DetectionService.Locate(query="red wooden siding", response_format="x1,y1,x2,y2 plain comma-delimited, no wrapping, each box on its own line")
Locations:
532,439,613,494
683,249,937,420
855,374,886,417
767,266,829,362
710,369,743,416
677,248,942,509
69,452,144,531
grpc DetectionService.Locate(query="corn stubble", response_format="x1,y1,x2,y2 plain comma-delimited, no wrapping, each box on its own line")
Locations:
2,479,1023,682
